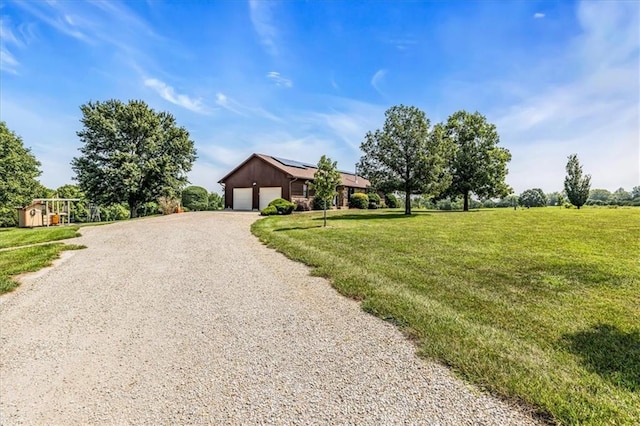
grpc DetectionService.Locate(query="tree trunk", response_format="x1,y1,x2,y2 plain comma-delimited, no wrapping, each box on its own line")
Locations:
463,191,469,211
323,200,327,227
129,200,139,218
404,189,411,215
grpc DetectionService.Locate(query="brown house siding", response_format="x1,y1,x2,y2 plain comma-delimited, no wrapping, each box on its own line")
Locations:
219,154,371,210
222,156,292,209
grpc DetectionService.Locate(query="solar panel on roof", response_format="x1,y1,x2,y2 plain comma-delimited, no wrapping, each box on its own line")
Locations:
273,156,314,169
272,156,358,176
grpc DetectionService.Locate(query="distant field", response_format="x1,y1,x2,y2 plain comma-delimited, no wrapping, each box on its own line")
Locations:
252,207,640,424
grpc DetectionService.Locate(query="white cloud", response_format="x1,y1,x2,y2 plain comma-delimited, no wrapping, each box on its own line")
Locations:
215,92,245,115
371,69,387,95
0,18,22,74
266,71,293,88
144,78,207,113
249,0,279,56
495,0,639,193
533,12,545,19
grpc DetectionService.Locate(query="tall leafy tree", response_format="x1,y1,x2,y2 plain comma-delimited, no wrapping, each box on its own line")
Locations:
0,122,43,226
443,110,511,211
519,188,547,208
588,188,612,203
72,100,197,218
309,155,342,227
181,186,209,211
358,105,452,215
564,154,591,209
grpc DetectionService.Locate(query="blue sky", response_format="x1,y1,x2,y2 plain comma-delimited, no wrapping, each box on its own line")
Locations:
1,0,638,195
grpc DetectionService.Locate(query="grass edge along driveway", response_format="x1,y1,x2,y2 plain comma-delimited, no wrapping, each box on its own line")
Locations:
251,208,639,425
0,226,85,294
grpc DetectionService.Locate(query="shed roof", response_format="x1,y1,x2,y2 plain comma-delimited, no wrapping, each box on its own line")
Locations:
218,153,370,189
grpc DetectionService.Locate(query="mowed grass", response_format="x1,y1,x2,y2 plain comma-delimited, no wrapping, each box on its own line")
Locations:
0,243,85,294
252,208,639,425
0,226,81,249
0,226,85,294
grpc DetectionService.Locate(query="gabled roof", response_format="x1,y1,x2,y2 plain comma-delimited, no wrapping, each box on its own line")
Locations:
218,153,370,189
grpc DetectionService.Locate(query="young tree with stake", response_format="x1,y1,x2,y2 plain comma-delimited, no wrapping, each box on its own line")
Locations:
309,155,342,227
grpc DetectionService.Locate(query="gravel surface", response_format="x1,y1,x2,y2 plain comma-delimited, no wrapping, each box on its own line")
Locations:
0,212,540,425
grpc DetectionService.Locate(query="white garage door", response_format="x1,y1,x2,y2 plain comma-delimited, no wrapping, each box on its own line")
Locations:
233,188,253,210
259,187,282,210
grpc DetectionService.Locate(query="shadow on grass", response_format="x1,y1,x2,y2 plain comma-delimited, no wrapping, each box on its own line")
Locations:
312,213,424,221
563,324,640,392
274,225,323,232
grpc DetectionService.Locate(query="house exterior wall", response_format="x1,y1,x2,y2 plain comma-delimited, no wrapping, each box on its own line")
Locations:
222,157,292,209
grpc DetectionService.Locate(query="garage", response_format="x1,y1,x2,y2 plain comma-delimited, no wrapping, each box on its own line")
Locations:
259,187,282,210
233,188,253,210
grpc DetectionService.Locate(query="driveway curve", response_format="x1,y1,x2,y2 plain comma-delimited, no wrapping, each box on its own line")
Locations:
1,212,539,425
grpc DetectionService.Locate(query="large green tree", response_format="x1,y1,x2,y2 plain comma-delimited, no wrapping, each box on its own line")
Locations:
564,154,591,209
309,155,342,227
0,122,43,226
358,105,452,215
443,110,512,211
181,185,208,211
72,100,197,218
519,188,547,208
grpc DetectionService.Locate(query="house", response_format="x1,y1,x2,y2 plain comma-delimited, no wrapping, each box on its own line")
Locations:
218,153,370,210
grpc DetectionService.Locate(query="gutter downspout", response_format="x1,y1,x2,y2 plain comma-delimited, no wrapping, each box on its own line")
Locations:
289,177,298,202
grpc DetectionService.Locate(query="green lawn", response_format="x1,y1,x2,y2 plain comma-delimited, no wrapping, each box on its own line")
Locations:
0,243,85,294
0,225,85,294
252,207,640,425
0,226,81,249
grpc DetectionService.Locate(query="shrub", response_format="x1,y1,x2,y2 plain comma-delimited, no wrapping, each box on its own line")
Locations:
182,186,209,211
268,198,295,215
207,192,223,211
385,193,399,208
483,199,496,208
0,207,18,227
349,193,369,209
367,193,381,209
100,203,129,221
260,205,278,216
312,196,330,211
295,200,311,211
158,196,180,215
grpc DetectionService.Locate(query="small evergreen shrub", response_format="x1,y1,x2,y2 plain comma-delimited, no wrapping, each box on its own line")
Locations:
260,205,278,216
385,193,399,208
349,193,369,209
268,198,295,215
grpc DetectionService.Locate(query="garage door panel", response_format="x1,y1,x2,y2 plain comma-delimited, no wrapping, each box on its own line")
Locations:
233,188,253,210
259,187,282,210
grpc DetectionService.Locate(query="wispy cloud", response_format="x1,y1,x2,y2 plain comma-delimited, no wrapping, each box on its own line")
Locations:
371,69,387,95
533,13,545,19
495,0,639,192
215,92,246,116
144,78,207,114
387,37,417,51
267,71,293,88
249,0,279,56
0,18,21,74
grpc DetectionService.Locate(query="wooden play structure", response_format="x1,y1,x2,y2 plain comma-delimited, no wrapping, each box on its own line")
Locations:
17,198,80,228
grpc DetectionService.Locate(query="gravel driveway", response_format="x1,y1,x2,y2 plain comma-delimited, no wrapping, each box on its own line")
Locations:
0,212,539,425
